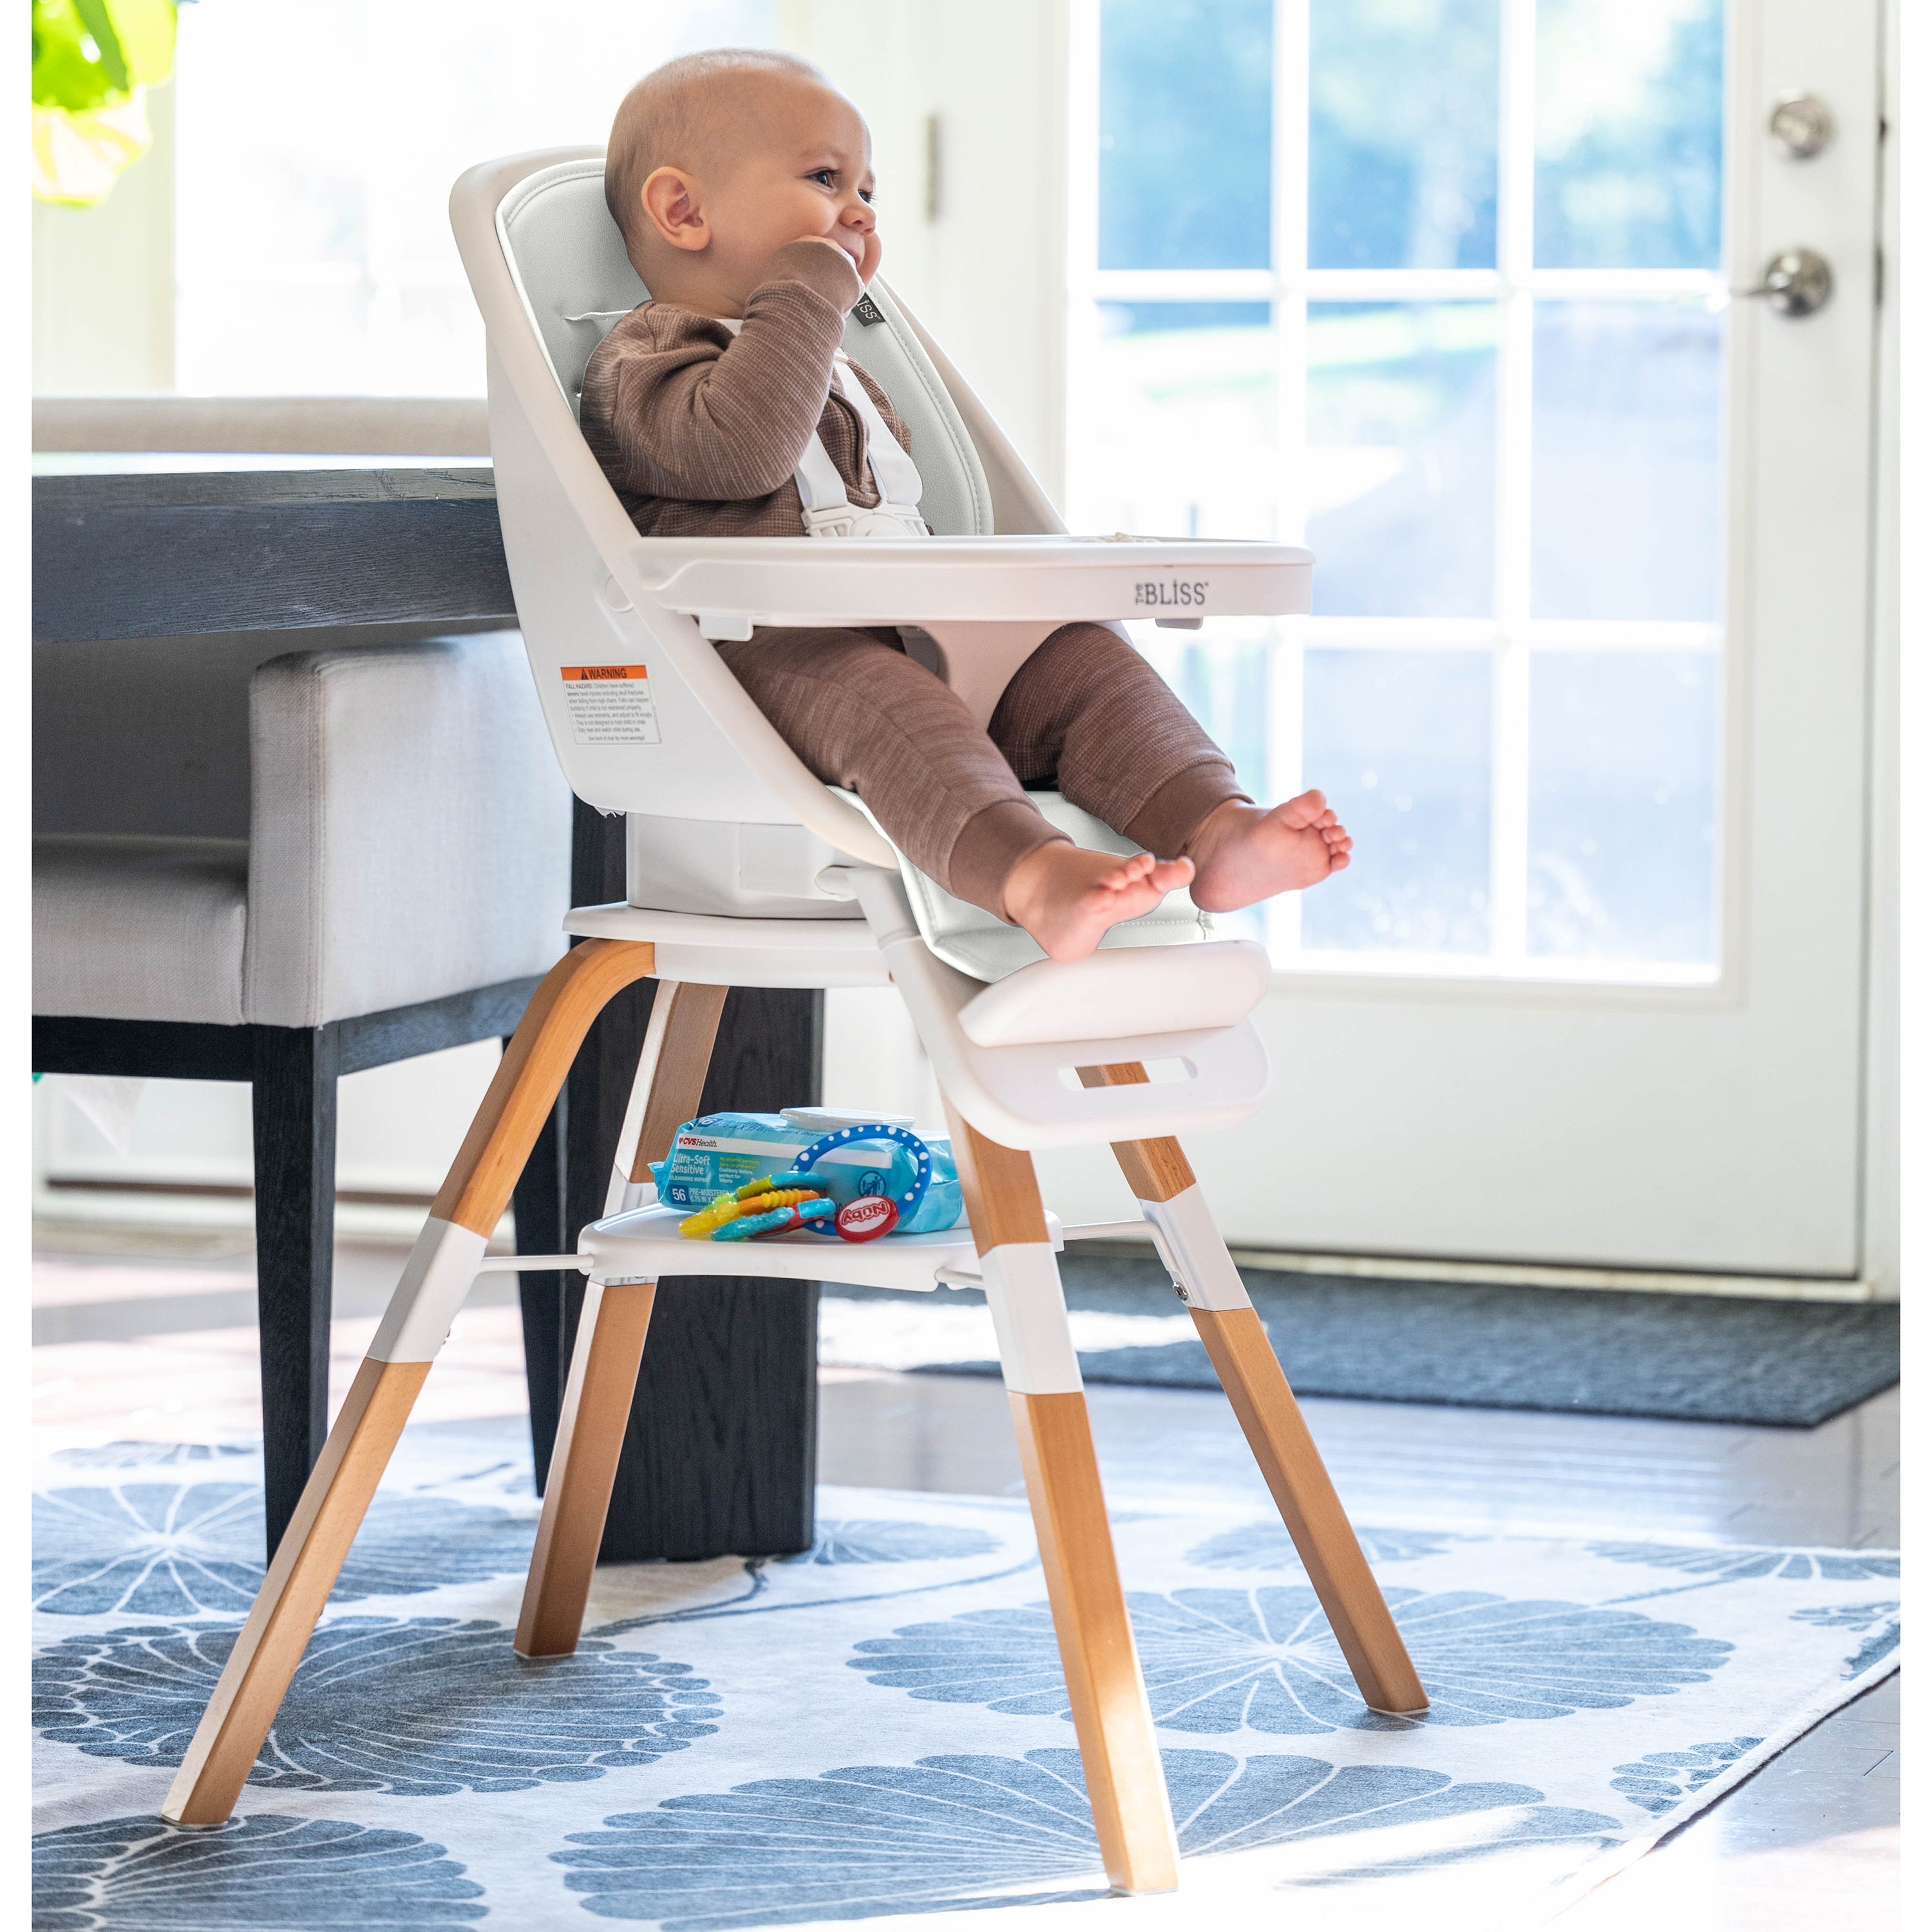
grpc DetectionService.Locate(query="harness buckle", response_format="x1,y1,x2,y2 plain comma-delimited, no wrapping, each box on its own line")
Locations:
801,506,931,540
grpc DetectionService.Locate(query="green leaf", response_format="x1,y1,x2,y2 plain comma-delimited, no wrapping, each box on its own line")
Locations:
29,1,173,113
33,1,117,114
103,0,176,86
71,0,131,93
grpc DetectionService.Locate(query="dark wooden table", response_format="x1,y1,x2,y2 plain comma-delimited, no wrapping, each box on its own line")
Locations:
33,459,820,1561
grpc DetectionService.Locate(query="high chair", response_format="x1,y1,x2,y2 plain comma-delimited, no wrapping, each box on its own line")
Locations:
161,147,1426,1891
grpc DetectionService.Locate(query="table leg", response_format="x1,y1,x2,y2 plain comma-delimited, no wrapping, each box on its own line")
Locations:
250,1024,341,1560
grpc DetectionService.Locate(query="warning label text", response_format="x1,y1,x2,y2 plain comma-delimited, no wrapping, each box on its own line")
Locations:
560,664,661,746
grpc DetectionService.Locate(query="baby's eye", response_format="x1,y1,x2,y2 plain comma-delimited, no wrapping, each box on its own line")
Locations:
808,168,837,189
858,187,875,204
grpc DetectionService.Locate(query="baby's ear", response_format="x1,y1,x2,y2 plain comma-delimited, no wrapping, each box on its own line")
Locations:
641,166,709,252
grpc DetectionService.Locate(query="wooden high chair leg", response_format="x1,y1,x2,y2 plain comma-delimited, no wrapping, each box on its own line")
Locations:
516,980,728,1658
1078,1064,1429,1719
162,940,662,1828
944,1102,1180,1896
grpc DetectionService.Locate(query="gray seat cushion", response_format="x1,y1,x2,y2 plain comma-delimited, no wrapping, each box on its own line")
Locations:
872,792,1213,981
34,835,250,1025
243,632,573,1026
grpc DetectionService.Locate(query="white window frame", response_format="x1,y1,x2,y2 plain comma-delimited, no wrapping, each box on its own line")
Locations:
1064,0,1748,995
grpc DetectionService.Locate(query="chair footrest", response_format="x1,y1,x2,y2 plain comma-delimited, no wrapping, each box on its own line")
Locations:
580,1201,1065,1291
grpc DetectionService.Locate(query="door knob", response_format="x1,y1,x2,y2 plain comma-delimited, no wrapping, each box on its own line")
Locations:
1767,92,1834,160
1736,248,1833,317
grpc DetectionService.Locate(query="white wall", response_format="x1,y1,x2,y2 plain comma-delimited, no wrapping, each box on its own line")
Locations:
32,82,175,392
782,0,1070,500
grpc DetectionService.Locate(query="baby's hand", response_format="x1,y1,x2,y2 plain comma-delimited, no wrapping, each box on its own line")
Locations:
793,231,882,285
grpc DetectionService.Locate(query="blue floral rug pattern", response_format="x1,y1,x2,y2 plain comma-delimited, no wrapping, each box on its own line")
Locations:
36,1617,722,1792
850,1586,1732,1735
33,1813,487,1927
31,1423,1899,1929
556,1748,1622,1930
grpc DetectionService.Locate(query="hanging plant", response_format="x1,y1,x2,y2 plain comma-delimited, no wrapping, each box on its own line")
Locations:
31,0,178,207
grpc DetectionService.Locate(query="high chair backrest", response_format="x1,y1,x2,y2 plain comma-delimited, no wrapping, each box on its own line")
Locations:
495,156,998,542
451,148,1061,873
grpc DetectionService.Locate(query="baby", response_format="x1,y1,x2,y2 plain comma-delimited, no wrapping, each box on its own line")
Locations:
582,49,1351,961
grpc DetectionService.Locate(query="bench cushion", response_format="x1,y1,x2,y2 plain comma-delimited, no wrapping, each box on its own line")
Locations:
34,835,250,1025
244,633,572,1025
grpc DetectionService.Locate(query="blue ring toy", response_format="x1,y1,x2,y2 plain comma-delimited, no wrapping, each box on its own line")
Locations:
788,1124,933,1229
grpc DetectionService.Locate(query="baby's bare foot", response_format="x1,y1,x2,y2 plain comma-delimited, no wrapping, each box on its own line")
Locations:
1185,792,1352,913
1001,843,1197,963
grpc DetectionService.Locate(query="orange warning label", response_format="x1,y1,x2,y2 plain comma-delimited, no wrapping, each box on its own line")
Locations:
559,664,659,745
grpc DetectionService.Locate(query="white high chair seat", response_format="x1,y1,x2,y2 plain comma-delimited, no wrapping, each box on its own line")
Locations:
156,147,1427,1903
465,147,1311,963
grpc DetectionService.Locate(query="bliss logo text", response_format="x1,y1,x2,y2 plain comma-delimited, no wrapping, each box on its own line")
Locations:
1133,578,1211,610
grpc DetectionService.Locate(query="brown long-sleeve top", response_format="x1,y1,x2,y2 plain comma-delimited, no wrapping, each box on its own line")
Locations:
578,240,913,539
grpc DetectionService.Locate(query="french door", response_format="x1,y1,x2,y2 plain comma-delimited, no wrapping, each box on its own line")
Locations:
1052,0,1883,1279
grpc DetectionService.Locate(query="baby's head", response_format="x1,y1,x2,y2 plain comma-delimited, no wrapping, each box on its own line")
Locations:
606,49,878,317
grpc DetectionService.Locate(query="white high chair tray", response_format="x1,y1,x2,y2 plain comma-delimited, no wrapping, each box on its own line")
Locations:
583,1200,1068,1291
630,534,1312,632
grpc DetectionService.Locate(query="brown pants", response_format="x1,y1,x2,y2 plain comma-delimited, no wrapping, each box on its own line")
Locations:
717,621,1247,916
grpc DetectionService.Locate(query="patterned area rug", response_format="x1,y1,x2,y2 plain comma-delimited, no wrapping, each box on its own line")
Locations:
32,1424,1899,1930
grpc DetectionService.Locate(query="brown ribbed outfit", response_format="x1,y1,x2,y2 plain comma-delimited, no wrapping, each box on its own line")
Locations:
580,240,1246,915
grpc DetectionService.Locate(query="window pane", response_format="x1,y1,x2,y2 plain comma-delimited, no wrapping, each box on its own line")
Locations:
1309,0,1500,270
1535,0,1725,270
1307,303,1497,618
1530,301,1723,621
1138,630,1275,803
1099,0,1273,270
1528,652,1718,963
1300,650,1492,953
1070,305,1276,537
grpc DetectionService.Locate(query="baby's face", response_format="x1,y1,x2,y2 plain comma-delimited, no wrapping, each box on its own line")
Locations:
702,79,880,297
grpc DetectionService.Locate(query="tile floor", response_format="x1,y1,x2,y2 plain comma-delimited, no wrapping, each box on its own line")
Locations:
32,1220,1900,1929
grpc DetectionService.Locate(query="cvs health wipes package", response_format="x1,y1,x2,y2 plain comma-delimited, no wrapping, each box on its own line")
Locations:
648,1109,963,1235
